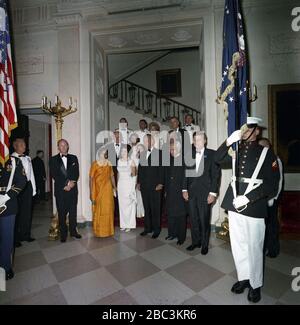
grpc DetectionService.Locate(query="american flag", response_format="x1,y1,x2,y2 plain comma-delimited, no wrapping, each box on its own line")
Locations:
219,0,248,137
0,0,17,166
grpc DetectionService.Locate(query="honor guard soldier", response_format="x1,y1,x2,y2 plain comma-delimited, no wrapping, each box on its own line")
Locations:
215,117,280,303
0,156,27,280
12,138,37,246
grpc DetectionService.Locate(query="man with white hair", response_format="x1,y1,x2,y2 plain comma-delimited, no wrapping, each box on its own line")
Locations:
164,139,187,245
215,117,280,303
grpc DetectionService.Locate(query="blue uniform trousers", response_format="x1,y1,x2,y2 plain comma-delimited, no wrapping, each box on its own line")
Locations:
0,214,15,271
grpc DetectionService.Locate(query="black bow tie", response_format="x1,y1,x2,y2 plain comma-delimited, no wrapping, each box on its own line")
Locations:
148,149,152,152
61,154,67,158
115,144,119,147
18,154,25,157
186,125,192,127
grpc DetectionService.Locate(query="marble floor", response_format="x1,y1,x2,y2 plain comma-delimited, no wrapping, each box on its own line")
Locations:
0,201,299,305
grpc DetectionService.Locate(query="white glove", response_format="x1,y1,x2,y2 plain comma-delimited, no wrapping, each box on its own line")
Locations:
226,130,242,146
233,195,249,209
268,199,274,207
0,194,10,206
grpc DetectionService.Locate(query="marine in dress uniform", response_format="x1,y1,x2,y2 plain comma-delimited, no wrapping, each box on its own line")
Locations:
12,138,37,247
0,156,27,280
259,138,283,258
215,117,280,303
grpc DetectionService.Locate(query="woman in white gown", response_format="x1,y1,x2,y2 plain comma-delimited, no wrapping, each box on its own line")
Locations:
130,138,146,219
117,145,137,232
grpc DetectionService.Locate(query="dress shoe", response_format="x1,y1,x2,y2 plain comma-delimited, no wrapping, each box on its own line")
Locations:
71,233,82,239
140,231,148,236
201,247,208,255
15,242,22,248
247,287,261,303
186,244,201,251
231,280,250,294
5,269,14,281
165,236,175,240
152,233,160,239
177,240,184,245
26,237,36,243
60,238,66,243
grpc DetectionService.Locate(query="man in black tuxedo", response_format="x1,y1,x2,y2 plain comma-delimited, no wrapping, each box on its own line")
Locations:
49,139,81,242
32,150,47,201
182,131,221,254
137,134,164,238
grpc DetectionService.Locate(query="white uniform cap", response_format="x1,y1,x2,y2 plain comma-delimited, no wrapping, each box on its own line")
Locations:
246,116,262,126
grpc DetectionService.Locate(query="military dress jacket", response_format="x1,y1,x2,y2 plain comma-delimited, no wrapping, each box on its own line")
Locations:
215,141,280,218
0,157,27,217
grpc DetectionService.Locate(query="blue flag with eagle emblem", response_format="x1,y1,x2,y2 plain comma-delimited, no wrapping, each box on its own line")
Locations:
220,0,248,137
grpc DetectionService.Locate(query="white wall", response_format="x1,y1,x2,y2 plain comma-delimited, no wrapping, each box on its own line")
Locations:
108,51,167,85
127,49,201,110
14,31,59,108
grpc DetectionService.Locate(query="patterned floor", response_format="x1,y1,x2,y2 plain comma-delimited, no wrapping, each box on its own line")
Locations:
1,201,299,305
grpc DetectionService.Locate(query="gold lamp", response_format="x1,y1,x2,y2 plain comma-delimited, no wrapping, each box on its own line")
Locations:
41,95,78,240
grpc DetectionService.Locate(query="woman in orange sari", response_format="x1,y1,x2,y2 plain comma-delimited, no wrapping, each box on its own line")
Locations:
89,147,117,237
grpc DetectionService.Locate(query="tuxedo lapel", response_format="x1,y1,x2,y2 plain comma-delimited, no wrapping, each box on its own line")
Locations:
67,154,72,171
57,154,67,177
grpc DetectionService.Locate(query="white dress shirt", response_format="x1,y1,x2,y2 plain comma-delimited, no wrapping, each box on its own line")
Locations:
184,123,200,143
60,154,67,169
114,143,120,158
146,147,153,160
182,148,217,197
136,129,149,144
195,148,204,173
11,152,36,196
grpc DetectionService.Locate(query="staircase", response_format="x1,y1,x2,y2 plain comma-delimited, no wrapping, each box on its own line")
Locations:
109,79,201,126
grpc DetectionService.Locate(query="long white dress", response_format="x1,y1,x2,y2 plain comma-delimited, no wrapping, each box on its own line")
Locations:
130,146,145,219
117,158,137,229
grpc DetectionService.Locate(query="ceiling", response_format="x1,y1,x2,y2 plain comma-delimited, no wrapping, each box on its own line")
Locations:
94,22,202,52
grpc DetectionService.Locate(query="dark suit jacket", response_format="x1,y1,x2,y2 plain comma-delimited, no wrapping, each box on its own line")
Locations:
183,147,221,201
49,154,79,198
137,148,164,191
32,157,46,181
